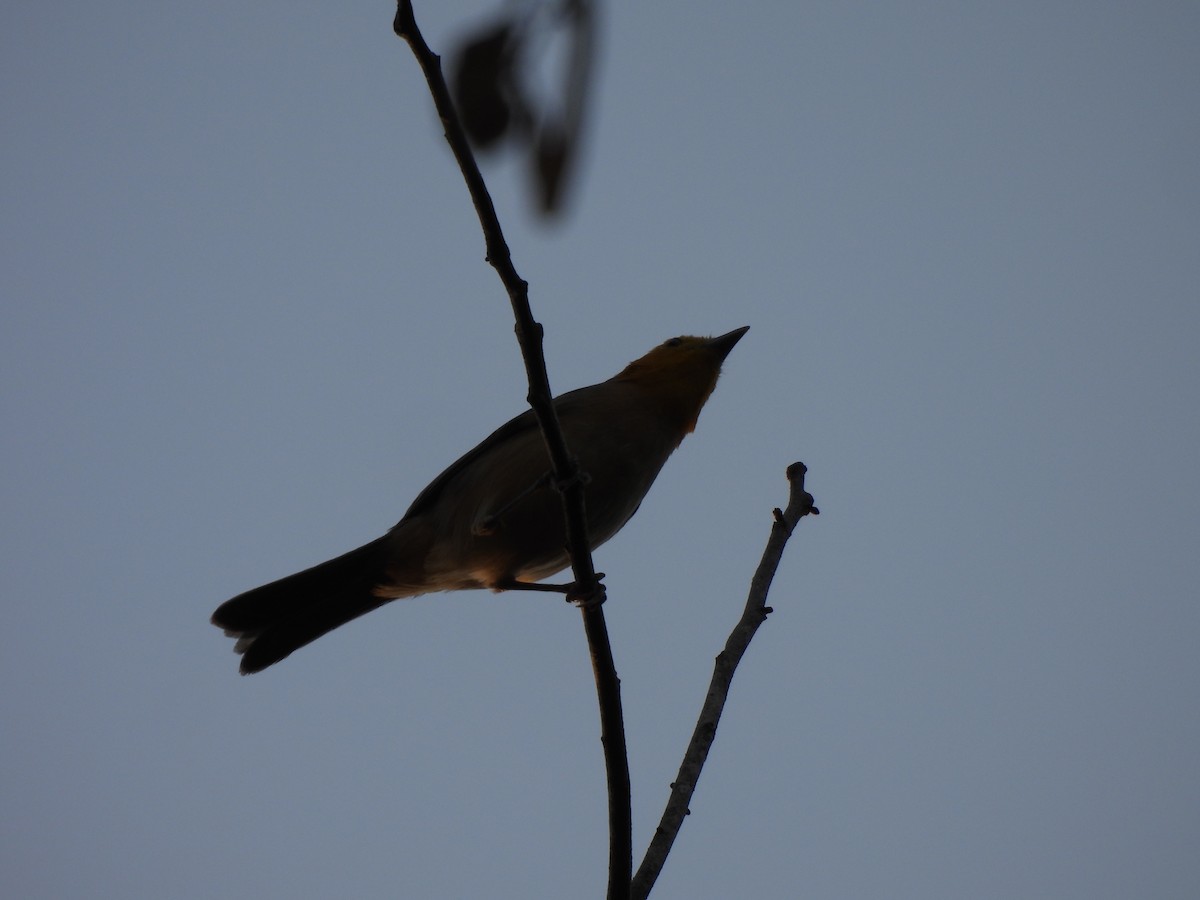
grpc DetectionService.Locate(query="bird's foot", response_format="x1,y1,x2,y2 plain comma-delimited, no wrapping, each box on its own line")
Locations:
492,573,607,608
566,573,606,609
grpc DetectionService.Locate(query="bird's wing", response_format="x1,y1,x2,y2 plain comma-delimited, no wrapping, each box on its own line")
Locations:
397,385,596,524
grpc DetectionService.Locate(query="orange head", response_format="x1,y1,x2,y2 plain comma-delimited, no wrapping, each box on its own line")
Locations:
613,326,748,435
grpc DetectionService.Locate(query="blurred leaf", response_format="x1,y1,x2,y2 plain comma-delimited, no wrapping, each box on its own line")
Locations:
451,23,523,150
532,124,570,215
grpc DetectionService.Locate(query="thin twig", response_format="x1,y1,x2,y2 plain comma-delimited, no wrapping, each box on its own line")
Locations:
393,4,632,897
631,463,818,900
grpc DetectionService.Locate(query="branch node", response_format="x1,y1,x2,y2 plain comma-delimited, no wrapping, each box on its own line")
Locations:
553,466,591,494
785,460,808,481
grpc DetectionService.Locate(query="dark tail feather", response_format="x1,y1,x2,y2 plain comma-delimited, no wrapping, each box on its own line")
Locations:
211,537,398,674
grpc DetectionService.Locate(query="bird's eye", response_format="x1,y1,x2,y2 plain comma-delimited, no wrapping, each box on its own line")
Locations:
665,337,683,347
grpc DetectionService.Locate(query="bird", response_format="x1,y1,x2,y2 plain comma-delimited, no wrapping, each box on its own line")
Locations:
211,327,748,674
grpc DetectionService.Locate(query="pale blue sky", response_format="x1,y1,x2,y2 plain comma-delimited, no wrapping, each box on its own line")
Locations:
3,2,1199,898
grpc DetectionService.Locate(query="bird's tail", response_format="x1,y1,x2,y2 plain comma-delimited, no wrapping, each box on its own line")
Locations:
211,537,400,674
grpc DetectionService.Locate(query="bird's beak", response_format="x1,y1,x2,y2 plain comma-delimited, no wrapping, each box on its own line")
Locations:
707,326,750,360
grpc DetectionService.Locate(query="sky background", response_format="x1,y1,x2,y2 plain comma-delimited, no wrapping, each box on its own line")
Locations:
3,2,1199,898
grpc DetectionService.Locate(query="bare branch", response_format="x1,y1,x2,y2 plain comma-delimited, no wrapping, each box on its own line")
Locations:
632,463,818,900
393,4,631,897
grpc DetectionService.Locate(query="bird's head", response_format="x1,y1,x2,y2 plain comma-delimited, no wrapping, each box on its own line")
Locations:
614,326,748,434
